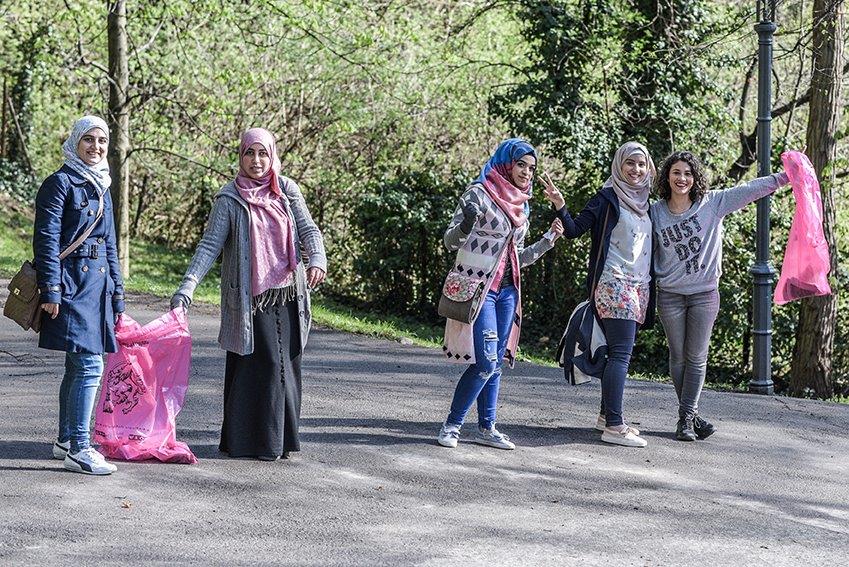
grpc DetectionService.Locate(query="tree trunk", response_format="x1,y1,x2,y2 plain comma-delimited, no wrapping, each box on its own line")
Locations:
789,0,844,398
107,1,131,277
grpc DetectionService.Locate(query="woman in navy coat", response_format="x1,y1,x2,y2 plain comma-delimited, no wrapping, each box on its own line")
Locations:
33,115,125,475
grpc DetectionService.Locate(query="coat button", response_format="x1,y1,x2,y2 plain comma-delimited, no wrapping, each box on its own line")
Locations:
96,237,104,244
82,265,89,272
99,267,105,273
81,201,88,207
88,210,94,216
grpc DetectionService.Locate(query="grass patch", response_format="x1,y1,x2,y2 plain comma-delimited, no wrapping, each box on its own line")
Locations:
126,240,221,304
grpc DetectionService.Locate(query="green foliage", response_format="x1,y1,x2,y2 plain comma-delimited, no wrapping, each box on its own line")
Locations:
350,169,462,317
0,158,38,201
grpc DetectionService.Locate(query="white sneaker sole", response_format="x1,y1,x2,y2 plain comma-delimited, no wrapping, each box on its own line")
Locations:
471,438,515,450
437,437,458,448
601,431,647,448
63,456,116,476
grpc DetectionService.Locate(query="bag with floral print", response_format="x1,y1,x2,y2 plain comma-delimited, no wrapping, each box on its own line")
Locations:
438,270,486,323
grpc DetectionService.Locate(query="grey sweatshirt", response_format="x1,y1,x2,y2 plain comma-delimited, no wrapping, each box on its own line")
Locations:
650,173,789,295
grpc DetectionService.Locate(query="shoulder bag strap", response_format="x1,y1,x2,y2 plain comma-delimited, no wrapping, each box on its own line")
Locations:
58,189,105,261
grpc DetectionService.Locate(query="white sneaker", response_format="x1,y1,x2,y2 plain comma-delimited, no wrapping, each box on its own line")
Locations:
601,426,648,448
437,423,461,448
64,447,118,475
52,439,70,460
472,426,515,450
595,414,640,436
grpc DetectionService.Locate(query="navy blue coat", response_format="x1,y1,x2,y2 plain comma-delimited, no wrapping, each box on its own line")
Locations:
33,165,125,354
557,186,655,330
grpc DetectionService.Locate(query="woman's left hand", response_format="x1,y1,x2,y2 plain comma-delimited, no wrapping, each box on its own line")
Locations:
541,172,566,210
550,218,564,239
307,267,326,289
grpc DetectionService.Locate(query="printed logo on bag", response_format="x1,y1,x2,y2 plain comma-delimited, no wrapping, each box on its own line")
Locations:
102,362,147,415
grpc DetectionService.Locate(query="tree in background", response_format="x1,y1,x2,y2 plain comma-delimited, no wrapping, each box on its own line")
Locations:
790,0,844,398
107,0,131,276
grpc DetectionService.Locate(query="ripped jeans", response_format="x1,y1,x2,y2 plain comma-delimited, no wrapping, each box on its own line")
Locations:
446,285,518,430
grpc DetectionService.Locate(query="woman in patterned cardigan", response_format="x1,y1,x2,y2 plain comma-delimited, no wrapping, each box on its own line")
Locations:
437,138,564,450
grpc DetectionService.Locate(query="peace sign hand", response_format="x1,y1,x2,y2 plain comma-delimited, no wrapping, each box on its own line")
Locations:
541,172,566,210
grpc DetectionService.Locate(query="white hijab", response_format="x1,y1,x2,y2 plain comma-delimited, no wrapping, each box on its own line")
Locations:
603,141,656,218
62,116,112,196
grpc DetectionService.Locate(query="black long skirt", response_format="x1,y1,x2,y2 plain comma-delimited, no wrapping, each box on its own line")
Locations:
219,298,302,458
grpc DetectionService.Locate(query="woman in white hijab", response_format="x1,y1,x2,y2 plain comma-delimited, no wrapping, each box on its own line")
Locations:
542,141,656,447
33,116,125,475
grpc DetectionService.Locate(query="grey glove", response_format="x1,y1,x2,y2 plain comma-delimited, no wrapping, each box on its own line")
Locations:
170,293,191,311
459,201,482,234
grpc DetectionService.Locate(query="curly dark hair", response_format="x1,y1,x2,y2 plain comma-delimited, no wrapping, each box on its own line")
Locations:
656,151,710,202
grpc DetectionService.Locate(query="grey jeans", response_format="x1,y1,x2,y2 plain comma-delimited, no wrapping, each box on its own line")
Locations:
657,289,720,416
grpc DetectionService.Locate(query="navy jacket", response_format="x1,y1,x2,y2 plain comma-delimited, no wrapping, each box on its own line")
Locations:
33,165,125,353
557,186,655,330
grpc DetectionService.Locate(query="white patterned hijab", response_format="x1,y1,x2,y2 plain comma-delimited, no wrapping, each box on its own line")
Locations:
62,116,112,195
603,141,656,218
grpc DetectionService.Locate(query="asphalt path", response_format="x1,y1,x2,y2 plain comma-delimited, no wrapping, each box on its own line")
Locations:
1,287,848,566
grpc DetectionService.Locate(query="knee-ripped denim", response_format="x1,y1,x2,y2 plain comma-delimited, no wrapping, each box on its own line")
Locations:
446,285,518,430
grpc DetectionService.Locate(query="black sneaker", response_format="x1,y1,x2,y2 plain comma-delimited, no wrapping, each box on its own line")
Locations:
693,415,716,439
676,416,697,442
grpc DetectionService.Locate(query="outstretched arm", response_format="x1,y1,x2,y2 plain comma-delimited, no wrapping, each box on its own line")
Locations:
712,172,790,218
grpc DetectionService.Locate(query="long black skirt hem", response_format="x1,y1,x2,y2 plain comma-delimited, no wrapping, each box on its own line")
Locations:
219,298,302,458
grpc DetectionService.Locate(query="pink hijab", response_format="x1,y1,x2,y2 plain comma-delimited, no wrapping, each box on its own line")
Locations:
235,128,298,297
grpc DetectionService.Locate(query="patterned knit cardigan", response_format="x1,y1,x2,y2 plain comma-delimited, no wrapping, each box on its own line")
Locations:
442,183,557,366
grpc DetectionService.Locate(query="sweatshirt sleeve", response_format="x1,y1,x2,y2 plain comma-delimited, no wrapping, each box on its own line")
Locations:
711,172,789,218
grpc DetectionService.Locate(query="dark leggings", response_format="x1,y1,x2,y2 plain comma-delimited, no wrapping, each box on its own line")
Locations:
600,318,638,427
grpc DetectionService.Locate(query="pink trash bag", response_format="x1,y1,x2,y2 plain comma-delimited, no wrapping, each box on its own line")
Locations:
774,150,833,305
93,309,198,463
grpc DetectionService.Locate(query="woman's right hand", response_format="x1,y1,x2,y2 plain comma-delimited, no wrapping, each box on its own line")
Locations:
170,293,190,312
41,303,59,319
541,172,566,210
459,202,482,234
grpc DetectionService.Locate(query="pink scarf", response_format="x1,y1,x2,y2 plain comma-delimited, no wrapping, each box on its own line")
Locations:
482,161,531,227
234,128,298,297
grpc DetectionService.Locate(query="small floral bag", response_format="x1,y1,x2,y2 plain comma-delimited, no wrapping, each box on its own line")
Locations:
438,270,486,323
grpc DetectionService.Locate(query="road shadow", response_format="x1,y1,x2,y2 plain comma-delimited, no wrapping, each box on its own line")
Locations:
0,440,51,460
298,417,603,448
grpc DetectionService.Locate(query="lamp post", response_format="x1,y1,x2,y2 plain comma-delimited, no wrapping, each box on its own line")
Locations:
749,0,777,395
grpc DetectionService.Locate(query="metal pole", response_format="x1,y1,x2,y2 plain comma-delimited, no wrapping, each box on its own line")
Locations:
749,1,777,395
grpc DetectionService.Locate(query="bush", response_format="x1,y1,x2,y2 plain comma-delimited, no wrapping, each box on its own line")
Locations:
0,158,38,202
350,169,464,319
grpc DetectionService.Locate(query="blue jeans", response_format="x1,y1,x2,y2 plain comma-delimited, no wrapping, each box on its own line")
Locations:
58,352,104,453
446,286,518,430
600,318,637,427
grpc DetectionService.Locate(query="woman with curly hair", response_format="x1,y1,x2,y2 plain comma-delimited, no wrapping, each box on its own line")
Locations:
650,151,789,441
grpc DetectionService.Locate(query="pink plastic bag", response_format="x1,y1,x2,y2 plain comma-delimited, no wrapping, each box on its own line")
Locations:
93,309,198,463
774,151,833,305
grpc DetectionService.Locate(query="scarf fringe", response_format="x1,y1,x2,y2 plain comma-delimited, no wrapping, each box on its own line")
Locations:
252,285,297,314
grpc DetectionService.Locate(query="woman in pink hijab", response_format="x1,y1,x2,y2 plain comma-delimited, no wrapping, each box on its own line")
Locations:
172,128,327,461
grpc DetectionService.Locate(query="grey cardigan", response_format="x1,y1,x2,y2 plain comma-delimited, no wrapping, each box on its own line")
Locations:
176,176,327,355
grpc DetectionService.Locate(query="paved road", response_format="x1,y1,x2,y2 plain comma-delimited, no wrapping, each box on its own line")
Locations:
1,288,848,566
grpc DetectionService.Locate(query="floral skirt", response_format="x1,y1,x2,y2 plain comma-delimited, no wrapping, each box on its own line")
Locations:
594,274,650,324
